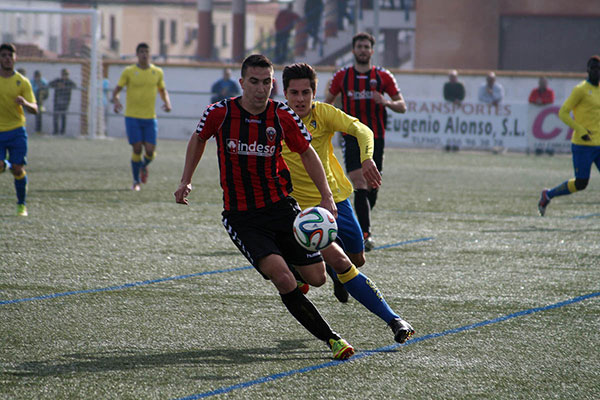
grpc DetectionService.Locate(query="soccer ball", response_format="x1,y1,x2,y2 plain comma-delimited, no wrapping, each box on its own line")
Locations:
293,206,338,251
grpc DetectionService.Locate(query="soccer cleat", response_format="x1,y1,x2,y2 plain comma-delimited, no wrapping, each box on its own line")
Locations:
333,278,349,303
140,166,148,184
17,204,28,217
364,233,375,252
389,318,415,344
329,338,355,360
297,281,310,295
538,189,550,216
131,183,141,191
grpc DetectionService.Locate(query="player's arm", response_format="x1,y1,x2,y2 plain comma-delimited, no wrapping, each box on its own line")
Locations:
158,87,172,112
112,85,124,113
16,96,38,114
324,91,337,105
174,134,207,205
373,91,406,113
346,120,381,189
558,87,590,140
299,145,337,218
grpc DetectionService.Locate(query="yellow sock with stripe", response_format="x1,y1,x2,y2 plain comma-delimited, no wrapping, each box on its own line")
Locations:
548,178,576,198
131,152,143,183
14,170,27,205
338,264,400,324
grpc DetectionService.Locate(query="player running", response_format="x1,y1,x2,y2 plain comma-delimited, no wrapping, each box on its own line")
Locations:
538,55,600,216
325,32,407,251
281,62,414,344
112,42,171,191
175,54,354,360
0,43,38,216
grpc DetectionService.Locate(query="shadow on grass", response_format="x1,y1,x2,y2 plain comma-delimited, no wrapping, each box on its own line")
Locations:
5,339,321,379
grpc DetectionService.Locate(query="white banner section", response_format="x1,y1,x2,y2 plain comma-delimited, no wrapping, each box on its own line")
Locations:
384,101,572,153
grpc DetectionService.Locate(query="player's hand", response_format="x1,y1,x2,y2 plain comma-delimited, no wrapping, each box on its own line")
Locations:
319,195,337,219
162,103,172,113
113,99,123,113
372,91,386,106
362,159,382,189
15,96,26,106
174,183,192,205
582,129,593,141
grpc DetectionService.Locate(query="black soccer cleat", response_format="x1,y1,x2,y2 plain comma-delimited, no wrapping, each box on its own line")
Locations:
389,318,415,344
333,278,349,303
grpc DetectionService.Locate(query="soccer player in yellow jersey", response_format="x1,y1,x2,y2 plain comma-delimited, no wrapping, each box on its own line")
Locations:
538,55,600,216
0,43,38,216
281,63,414,344
112,43,172,191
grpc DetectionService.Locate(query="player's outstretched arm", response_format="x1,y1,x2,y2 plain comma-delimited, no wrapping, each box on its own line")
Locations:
300,145,337,217
175,134,207,205
159,88,172,112
16,96,38,114
112,85,124,113
373,92,406,113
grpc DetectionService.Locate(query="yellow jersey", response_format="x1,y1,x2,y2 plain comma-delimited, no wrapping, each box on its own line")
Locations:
558,80,600,146
117,64,166,119
282,101,374,209
0,71,35,132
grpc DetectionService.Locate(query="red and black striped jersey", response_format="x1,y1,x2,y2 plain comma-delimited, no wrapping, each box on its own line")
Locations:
328,66,400,139
195,97,312,211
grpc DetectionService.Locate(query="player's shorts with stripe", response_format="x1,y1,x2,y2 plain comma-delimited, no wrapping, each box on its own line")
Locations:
572,143,600,179
222,196,323,279
125,117,158,145
0,126,28,165
342,135,384,173
335,198,365,254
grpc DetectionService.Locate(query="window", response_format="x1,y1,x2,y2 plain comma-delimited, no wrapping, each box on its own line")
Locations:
221,24,227,47
170,20,177,44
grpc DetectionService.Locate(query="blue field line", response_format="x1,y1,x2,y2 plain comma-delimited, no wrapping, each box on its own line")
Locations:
0,236,433,306
572,213,600,219
0,266,253,306
174,290,600,400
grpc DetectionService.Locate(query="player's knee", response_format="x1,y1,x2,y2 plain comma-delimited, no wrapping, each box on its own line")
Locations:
574,178,589,191
348,252,366,267
304,273,326,287
11,165,24,176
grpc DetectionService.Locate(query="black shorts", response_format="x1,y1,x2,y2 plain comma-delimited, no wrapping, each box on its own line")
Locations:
342,135,385,173
221,197,323,279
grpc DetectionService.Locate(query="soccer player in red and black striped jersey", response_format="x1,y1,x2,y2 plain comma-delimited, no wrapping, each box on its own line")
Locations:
174,54,354,360
325,32,407,250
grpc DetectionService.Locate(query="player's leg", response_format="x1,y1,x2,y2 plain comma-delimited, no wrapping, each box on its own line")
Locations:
125,117,144,190
52,107,59,135
343,135,372,248
140,118,158,184
320,243,414,343
222,201,354,359
538,144,594,216
5,128,29,216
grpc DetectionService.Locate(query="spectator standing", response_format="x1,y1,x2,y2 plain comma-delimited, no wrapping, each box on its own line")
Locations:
478,71,504,105
0,43,38,217
49,68,76,135
528,77,555,105
31,70,48,133
274,3,299,64
210,68,240,103
304,0,324,50
443,69,465,105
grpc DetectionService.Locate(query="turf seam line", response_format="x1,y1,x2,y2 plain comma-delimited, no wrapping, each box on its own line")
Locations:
0,237,433,306
173,290,600,400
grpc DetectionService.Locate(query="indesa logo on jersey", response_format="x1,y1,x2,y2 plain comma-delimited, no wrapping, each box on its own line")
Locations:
347,90,374,100
226,139,275,156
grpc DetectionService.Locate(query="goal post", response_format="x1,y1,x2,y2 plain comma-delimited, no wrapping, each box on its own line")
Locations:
0,6,102,138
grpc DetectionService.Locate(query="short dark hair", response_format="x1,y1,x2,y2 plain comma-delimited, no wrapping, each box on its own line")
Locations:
587,55,600,67
352,32,375,48
0,43,16,54
241,54,273,77
282,63,317,93
136,42,149,53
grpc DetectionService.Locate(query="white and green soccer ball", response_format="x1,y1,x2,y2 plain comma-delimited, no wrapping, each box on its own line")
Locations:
293,206,338,252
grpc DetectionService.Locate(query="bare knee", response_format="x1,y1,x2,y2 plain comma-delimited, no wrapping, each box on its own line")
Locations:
347,252,366,267
297,265,327,287
575,178,588,191
11,164,24,176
